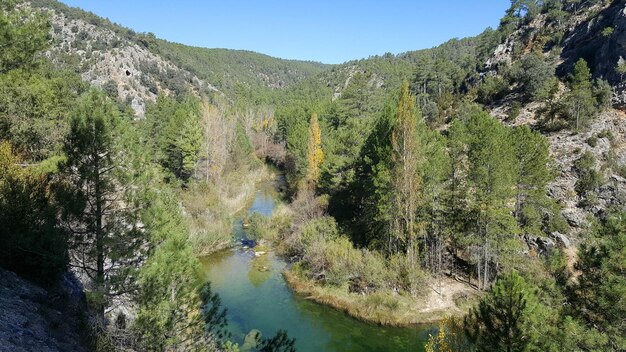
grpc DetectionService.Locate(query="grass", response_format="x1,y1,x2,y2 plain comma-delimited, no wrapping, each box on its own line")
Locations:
283,269,476,327
183,164,275,256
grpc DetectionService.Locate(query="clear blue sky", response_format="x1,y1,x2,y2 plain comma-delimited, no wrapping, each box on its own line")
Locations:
58,1,509,64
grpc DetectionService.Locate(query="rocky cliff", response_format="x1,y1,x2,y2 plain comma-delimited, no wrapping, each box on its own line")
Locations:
0,269,88,352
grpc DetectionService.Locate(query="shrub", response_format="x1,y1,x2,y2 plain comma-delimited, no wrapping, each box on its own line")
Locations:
358,250,389,291
388,254,429,295
574,151,603,206
477,75,509,104
507,101,522,121
586,136,598,147
0,143,68,284
508,54,555,102
601,27,614,37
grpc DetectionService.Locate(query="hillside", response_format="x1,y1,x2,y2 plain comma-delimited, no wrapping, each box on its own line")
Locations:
2,0,626,351
29,0,329,115
152,41,329,98
271,0,626,237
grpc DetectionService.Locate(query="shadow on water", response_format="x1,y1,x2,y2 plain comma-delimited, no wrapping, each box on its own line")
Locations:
200,176,432,351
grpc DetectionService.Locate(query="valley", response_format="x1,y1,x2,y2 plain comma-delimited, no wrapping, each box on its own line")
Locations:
1,0,625,351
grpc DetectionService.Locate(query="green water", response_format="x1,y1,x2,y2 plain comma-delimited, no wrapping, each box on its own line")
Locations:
201,180,432,351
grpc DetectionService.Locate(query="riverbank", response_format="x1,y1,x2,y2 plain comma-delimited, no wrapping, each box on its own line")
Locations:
283,269,478,327
200,186,433,351
184,164,276,256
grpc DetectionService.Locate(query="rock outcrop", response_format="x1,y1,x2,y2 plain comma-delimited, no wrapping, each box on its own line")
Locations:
0,269,88,352
559,1,626,106
40,7,218,117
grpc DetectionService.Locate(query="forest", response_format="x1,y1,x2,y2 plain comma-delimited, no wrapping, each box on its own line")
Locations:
1,0,625,351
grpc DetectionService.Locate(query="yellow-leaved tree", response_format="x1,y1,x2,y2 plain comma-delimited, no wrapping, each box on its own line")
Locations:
305,112,324,184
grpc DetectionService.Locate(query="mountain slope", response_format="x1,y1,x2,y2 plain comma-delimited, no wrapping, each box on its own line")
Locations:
29,0,330,114
270,0,626,240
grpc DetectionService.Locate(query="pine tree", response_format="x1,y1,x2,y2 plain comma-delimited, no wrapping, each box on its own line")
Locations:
464,271,540,352
451,108,520,289
564,58,596,130
61,89,136,318
573,213,626,349
421,123,450,281
510,125,554,234
0,0,50,73
305,112,324,185
570,58,592,91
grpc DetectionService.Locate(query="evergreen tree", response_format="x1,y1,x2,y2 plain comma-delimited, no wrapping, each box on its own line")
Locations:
61,89,137,317
464,271,539,352
0,0,50,73
145,94,203,181
450,108,520,289
563,58,596,130
510,125,555,235
572,213,626,350
420,122,450,278
351,104,396,248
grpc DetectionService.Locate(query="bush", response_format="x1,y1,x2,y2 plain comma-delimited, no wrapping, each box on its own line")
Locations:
477,75,509,104
356,250,389,292
508,54,555,102
574,151,603,205
294,217,363,286
596,129,614,142
388,254,429,295
0,143,68,284
586,136,598,147
507,101,522,121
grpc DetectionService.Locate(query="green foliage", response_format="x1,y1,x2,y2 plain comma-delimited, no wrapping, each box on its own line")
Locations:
150,41,328,103
569,58,592,91
258,330,296,352
134,235,208,350
0,0,50,73
60,89,143,315
477,75,509,104
276,106,311,186
573,151,603,206
508,54,556,102
571,213,626,350
464,271,541,352
601,26,614,37
557,58,609,130
593,78,613,110
389,81,422,258
0,65,87,161
451,108,521,287
511,125,559,235
0,141,68,284
145,94,203,181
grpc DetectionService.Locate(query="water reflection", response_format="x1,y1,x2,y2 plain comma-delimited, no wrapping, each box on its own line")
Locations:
201,181,430,351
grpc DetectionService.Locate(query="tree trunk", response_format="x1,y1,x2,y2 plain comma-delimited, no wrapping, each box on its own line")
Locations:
94,154,105,319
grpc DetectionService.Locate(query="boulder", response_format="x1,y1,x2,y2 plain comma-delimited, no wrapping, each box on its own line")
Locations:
550,232,571,248
536,237,556,254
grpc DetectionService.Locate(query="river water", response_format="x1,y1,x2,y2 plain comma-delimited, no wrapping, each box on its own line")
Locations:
201,179,431,351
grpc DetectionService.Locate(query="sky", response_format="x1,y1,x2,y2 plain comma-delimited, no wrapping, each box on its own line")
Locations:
58,1,510,64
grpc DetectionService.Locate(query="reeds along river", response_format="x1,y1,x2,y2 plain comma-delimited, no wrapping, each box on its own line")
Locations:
201,177,432,352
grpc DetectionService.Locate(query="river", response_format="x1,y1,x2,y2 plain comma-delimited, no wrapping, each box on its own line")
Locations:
200,177,432,351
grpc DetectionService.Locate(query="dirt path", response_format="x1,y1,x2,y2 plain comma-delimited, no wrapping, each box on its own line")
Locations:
418,276,478,315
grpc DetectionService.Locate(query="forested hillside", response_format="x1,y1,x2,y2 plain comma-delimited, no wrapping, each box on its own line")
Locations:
28,0,328,114
256,0,626,350
1,0,625,351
